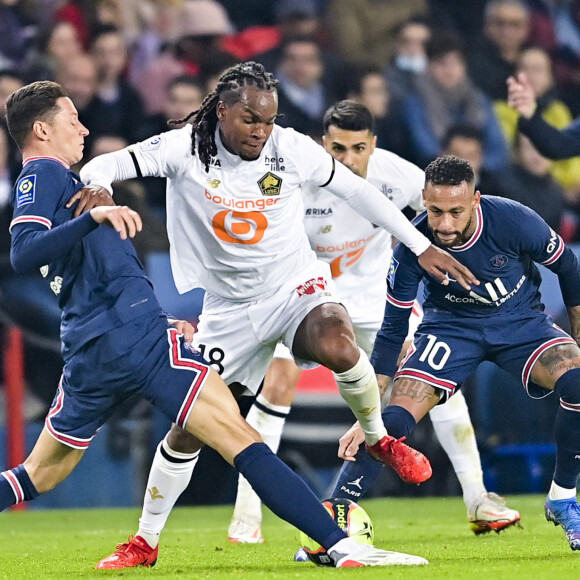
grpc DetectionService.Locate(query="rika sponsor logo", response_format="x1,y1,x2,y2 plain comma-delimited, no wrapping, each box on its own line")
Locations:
209,157,221,167
296,277,328,296
258,172,282,196
489,254,508,269
305,207,333,216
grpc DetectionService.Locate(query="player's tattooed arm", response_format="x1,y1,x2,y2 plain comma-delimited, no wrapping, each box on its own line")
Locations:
567,305,580,347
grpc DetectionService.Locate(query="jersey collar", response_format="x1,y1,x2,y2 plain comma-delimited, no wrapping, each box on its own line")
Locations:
23,156,70,169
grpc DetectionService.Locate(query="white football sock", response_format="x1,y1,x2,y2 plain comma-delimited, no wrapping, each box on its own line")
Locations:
549,481,577,501
231,394,290,524
429,391,486,507
333,348,387,446
328,536,368,558
137,436,200,547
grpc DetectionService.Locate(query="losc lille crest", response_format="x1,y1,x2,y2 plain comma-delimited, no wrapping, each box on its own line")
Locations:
258,172,282,196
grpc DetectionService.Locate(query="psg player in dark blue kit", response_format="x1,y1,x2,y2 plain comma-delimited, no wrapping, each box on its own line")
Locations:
333,155,580,551
0,80,429,568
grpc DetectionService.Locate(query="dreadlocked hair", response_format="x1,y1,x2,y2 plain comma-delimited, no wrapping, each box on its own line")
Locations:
169,61,279,172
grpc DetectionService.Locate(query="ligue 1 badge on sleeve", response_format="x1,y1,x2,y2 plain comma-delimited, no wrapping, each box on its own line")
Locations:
16,175,36,207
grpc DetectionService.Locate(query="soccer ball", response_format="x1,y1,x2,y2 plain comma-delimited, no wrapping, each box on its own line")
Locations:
298,497,374,566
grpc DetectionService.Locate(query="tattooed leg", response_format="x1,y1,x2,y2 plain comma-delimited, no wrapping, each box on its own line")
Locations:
388,378,442,422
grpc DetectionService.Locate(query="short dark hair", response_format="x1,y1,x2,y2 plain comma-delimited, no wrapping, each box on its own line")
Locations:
426,31,465,62
5,81,67,150
442,124,484,149
425,155,475,187
323,100,375,134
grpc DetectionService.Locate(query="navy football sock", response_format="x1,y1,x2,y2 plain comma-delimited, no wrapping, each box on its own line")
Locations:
553,370,580,489
330,405,417,499
0,465,39,511
234,442,346,550
382,405,416,439
329,445,383,499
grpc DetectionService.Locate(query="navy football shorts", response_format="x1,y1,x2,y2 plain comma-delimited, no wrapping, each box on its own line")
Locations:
45,314,210,449
394,308,576,402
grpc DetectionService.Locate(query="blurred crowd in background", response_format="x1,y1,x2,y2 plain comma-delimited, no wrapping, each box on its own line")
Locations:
1,0,580,434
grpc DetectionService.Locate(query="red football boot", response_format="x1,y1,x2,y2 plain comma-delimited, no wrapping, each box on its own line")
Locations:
95,535,158,570
366,435,432,484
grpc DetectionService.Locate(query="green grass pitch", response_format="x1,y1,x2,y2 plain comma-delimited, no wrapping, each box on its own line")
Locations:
1,495,579,579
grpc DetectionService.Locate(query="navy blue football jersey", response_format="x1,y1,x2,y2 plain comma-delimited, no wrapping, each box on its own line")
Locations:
372,196,580,376
10,157,162,359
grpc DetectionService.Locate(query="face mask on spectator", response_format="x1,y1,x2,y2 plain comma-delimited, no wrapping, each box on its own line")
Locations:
395,54,427,73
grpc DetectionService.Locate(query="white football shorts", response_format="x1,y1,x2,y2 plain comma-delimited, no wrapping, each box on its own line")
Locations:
193,260,340,394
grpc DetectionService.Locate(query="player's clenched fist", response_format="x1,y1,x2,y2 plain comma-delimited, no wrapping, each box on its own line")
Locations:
90,205,143,239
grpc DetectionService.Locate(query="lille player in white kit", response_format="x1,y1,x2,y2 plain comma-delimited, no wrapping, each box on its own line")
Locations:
228,101,520,544
78,62,477,569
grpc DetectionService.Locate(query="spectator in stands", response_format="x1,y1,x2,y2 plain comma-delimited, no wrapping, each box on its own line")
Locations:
55,53,100,150
402,31,509,171
275,36,342,139
526,0,580,115
347,68,411,158
22,20,84,82
89,24,146,145
496,46,580,197
249,0,321,70
0,0,36,69
468,0,530,101
126,0,186,88
140,74,204,137
242,0,350,100
507,71,580,159
137,75,205,215
385,16,431,104
0,71,24,180
442,123,503,197
497,132,566,233
325,0,428,70
135,0,235,115
0,70,24,122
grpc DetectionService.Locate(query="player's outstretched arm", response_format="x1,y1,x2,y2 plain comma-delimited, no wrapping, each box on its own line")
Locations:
418,245,479,290
90,205,142,240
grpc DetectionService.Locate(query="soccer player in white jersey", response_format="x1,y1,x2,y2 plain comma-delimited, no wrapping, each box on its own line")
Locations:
77,62,477,569
228,101,520,544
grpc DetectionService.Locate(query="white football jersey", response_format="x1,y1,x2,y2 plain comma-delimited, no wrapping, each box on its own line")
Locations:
304,148,425,303
129,125,336,301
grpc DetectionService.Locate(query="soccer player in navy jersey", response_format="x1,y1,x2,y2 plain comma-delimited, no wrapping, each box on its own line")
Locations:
0,80,429,568
333,154,580,551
